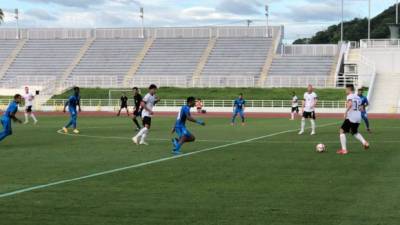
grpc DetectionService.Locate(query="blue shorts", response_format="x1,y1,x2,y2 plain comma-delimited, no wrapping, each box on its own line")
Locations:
361,112,368,118
175,126,192,139
234,109,244,116
1,118,12,135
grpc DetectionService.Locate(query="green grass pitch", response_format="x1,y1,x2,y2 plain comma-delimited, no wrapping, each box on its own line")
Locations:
0,115,399,225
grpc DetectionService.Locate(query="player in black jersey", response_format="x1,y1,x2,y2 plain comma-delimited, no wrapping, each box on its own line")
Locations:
117,92,129,116
132,87,143,130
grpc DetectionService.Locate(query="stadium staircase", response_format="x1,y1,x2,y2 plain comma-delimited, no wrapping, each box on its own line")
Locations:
0,39,26,81
192,37,217,85
258,31,281,87
54,37,95,94
369,73,400,113
123,37,155,86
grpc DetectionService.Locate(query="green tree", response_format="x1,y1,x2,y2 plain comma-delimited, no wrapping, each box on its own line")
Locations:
293,4,397,44
0,8,4,24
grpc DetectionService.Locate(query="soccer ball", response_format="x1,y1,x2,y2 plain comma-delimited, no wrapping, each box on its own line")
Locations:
316,143,326,153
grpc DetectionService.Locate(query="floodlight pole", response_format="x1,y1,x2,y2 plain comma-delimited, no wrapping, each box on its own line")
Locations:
140,7,144,38
341,0,344,42
15,8,19,40
368,0,371,40
265,5,269,38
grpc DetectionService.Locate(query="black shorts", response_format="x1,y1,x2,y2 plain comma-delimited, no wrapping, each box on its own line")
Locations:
133,109,142,117
341,119,360,135
291,106,299,113
142,116,151,127
25,106,32,113
120,104,128,109
303,111,316,119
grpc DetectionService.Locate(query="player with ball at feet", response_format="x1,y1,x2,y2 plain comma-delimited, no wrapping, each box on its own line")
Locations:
337,84,370,155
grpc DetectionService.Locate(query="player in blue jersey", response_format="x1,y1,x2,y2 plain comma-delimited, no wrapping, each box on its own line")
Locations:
231,93,246,126
62,87,81,134
358,88,371,132
0,94,22,143
171,96,205,155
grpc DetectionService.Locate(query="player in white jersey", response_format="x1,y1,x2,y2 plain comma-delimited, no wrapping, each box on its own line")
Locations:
22,87,38,125
299,85,317,135
132,84,159,145
337,85,370,155
290,92,299,120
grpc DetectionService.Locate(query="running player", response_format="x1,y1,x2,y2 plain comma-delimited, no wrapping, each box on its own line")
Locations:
117,92,129,116
290,92,299,120
337,85,370,155
299,85,317,135
132,87,143,131
62,87,81,134
171,96,205,155
22,86,38,124
132,84,159,145
231,93,246,126
358,88,371,132
0,94,22,142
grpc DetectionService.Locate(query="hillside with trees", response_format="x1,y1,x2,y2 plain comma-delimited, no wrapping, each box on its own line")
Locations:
294,4,398,44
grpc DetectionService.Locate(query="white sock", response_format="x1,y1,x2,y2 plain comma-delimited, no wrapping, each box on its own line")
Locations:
300,118,305,131
340,133,347,150
135,127,147,138
310,119,316,132
354,133,366,145
31,113,37,122
140,129,149,143
291,113,294,120
24,113,28,122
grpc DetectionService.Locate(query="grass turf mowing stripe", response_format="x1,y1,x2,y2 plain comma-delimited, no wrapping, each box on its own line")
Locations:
0,122,337,199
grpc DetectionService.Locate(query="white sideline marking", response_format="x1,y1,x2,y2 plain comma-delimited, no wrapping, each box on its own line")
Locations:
0,122,337,199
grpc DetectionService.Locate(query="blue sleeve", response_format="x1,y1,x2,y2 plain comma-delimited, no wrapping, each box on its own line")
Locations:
234,100,237,106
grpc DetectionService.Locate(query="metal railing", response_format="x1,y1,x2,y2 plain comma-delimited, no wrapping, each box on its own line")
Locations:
0,99,346,109
360,39,400,48
0,26,281,40
280,44,339,56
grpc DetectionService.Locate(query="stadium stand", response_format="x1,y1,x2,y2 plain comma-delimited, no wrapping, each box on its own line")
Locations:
69,39,145,82
201,37,272,77
3,39,85,81
135,38,209,77
268,56,335,77
0,40,18,68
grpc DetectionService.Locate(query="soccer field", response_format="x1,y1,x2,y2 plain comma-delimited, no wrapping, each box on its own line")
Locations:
1,115,399,225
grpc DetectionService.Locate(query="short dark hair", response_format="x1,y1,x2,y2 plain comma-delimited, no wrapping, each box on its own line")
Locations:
346,84,355,91
14,94,21,99
73,86,80,92
239,93,243,96
149,84,158,90
187,96,195,103
132,87,139,91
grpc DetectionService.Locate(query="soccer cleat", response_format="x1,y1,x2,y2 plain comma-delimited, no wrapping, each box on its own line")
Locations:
336,149,349,155
132,136,139,145
73,129,80,134
311,131,316,135
140,141,149,146
24,121,29,124
363,141,370,150
367,128,372,133
172,150,181,155
62,127,68,133
298,130,304,135
230,122,234,126
34,120,38,125
241,123,246,126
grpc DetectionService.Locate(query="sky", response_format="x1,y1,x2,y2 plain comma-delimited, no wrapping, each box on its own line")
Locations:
0,0,399,41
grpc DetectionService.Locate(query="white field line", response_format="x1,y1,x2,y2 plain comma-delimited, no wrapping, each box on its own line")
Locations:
56,130,399,144
0,122,337,199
